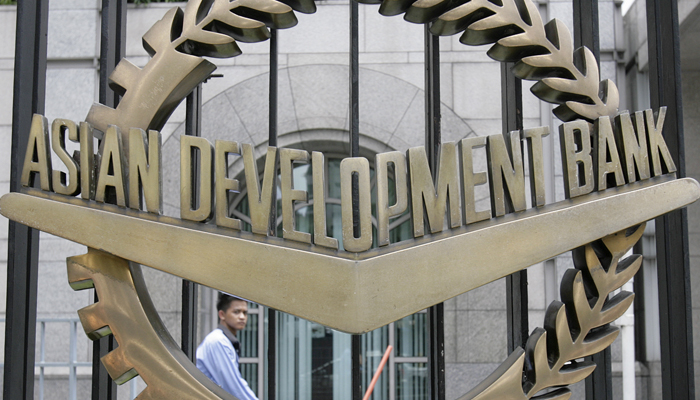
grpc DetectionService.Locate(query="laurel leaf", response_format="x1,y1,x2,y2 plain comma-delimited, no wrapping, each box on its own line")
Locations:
434,1,497,35
598,292,635,326
422,0,620,121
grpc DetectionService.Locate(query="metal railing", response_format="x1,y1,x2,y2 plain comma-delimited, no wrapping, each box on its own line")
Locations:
0,317,143,400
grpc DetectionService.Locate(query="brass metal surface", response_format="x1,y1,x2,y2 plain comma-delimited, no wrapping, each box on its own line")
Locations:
2,176,697,333
408,144,461,236
128,129,162,214
459,224,645,400
280,148,312,244
340,157,373,253
559,120,595,199
594,116,625,191
180,135,214,222
644,108,677,176
51,119,80,196
460,136,490,224
616,111,651,183
21,114,52,191
487,131,526,216
242,144,277,235
79,122,95,201
215,140,242,231
522,127,549,207
312,151,339,249
4,0,688,397
94,126,127,207
67,249,238,399
375,151,408,247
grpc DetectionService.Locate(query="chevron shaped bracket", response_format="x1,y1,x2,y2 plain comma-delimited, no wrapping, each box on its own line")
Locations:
1,176,697,334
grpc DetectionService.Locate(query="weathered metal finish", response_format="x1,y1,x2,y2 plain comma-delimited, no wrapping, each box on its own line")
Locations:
180,135,214,222
340,157,373,253
616,111,651,183
460,137,490,224
21,115,52,191
594,117,625,191
407,144,461,236
1,177,697,334
128,129,162,214
375,151,408,247
51,119,80,196
644,108,677,176
521,127,549,208
280,148,312,244
460,224,644,400
312,151,339,250
215,140,242,230
2,1,698,396
487,131,526,217
559,120,595,199
242,144,278,235
95,126,128,207
67,249,238,399
79,122,96,201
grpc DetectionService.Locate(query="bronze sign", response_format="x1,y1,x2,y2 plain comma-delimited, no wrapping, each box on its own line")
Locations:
1,0,698,398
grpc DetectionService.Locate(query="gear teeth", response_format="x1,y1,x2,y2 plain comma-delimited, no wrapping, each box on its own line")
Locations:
77,303,113,340
109,59,141,97
86,103,117,134
67,256,96,291
102,347,139,385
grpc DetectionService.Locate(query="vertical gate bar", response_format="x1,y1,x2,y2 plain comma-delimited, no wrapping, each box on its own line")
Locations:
573,0,600,63
500,62,528,353
349,0,360,158
646,0,695,398
3,1,48,398
424,26,445,400
269,29,279,149
267,27,279,400
93,1,125,398
350,1,362,399
632,240,648,363
573,1,613,398
70,321,78,400
181,84,202,362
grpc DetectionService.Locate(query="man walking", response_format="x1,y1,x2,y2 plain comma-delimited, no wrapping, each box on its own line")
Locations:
197,293,258,400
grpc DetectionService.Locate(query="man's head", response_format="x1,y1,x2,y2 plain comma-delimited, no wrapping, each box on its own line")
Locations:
217,293,248,336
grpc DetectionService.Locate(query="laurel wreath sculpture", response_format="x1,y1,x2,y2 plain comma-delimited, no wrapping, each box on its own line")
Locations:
462,224,643,400
72,0,637,398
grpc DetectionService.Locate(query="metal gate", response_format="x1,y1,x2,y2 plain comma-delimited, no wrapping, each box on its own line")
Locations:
2,0,694,399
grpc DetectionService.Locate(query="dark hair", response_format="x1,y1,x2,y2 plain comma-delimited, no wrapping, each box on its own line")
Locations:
217,293,246,312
